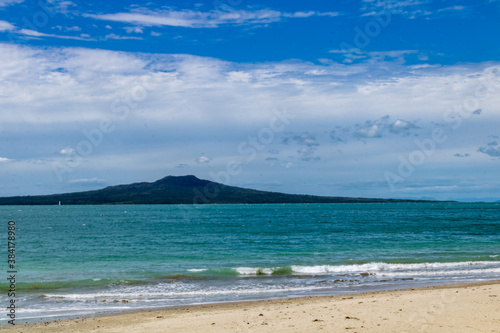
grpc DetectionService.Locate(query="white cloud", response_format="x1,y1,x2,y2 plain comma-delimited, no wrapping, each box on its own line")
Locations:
0,0,23,7
124,26,144,34
54,25,82,32
1,43,498,130
84,8,341,28
0,20,15,31
350,116,419,139
67,178,106,184
283,11,316,18
196,156,212,164
329,49,418,64
437,6,465,13
60,148,75,155
104,33,143,40
227,71,251,83
1,43,500,198
361,0,466,18
17,29,93,41
283,11,339,18
0,157,12,162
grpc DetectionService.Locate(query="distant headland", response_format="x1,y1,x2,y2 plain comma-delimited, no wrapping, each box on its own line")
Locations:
0,175,443,205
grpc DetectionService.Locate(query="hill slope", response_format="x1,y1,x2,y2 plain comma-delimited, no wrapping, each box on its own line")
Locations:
0,175,434,205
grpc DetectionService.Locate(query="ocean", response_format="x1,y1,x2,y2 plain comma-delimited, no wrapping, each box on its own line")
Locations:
1,202,499,324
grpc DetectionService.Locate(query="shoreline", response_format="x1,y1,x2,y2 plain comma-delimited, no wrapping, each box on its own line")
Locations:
2,280,499,332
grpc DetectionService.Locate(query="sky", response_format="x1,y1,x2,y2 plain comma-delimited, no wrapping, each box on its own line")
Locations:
0,0,500,201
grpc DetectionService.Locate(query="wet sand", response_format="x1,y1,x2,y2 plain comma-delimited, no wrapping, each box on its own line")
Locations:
2,280,499,332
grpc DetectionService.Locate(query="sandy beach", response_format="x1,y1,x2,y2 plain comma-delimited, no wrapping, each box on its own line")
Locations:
2,280,499,332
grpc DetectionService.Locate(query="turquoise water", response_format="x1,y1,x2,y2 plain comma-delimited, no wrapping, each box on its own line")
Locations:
1,203,499,323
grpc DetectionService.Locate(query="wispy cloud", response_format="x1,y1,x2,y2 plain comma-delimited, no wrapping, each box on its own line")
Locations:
0,20,15,31
361,0,466,19
53,25,82,32
67,178,106,185
104,33,143,40
329,116,419,142
283,133,320,161
84,8,340,28
16,29,93,41
196,156,212,164
329,49,419,64
1,43,499,198
124,26,144,34
0,0,23,8
478,140,500,158
437,5,465,13
59,148,75,155
353,116,419,139
1,20,92,41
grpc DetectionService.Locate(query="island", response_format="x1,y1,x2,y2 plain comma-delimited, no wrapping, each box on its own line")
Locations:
0,175,438,205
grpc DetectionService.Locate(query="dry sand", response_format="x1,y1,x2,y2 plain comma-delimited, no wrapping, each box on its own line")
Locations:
2,280,499,332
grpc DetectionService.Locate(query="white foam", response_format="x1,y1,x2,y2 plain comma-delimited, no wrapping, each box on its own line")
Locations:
235,267,275,275
44,285,323,300
215,261,500,277
290,261,500,275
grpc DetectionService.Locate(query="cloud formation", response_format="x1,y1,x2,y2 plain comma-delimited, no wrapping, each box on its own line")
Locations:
478,141,500,158
0,0,23,8
1,42,499,199
196,156,212,164
328,116,419,142
17,28,92,40
283,133,320,161
67,178,106,185
0,20,15,31
353,116,419,138
329,49,419,65
361,0,466,19
85,8,339,28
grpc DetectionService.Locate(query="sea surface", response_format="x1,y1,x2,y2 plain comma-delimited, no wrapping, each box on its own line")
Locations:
1,202,499,324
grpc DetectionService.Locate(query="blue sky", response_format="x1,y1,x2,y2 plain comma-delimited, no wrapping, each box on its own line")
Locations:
1,0,500,201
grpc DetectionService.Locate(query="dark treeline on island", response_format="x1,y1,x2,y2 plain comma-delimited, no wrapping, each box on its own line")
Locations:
0,175,441,205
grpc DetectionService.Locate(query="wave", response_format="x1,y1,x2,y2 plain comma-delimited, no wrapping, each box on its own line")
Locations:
187,260,500,277
42,285,319,300
37,261,500,302
0,278,146,293
3,261,499,294
291,261,500,275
